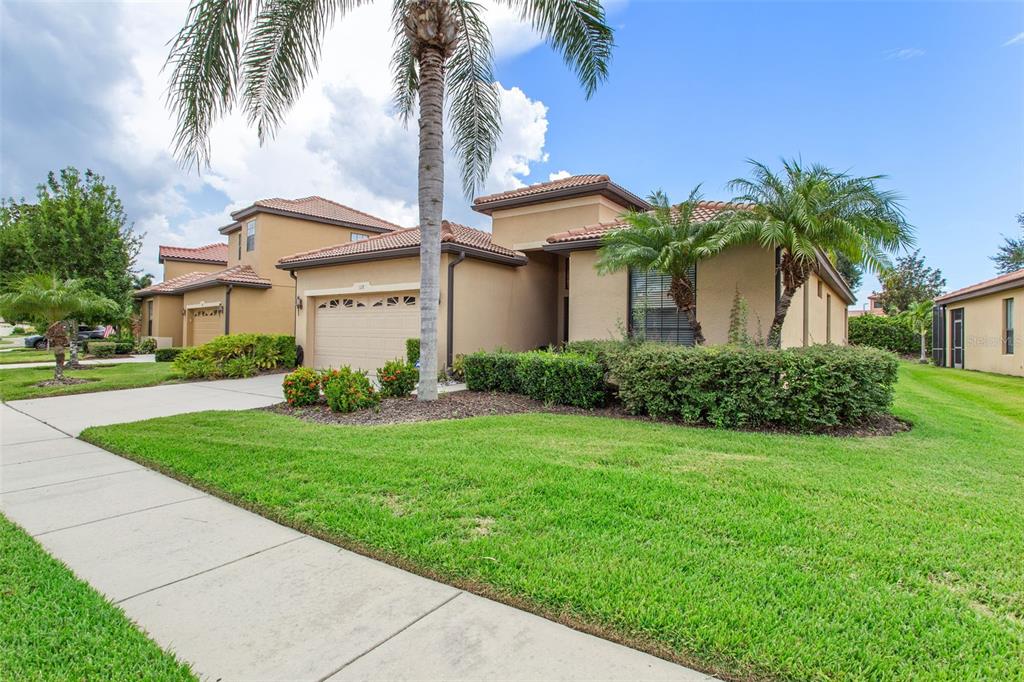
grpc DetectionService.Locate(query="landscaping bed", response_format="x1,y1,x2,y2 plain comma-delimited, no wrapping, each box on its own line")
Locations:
0,513,195,680
82,364,1024,681
0,363,179,400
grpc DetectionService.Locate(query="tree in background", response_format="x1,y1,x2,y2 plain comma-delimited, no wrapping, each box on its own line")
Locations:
0,275,120,381
991,212,1024,275
165,0,613,402
901,300,933,364
876,249,945,314
722,159,913,347
598,188,729,345
132,273,155,290
834,252,864,292
0,168,141,317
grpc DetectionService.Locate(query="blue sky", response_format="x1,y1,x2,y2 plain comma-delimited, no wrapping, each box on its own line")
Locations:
2,1,1022,304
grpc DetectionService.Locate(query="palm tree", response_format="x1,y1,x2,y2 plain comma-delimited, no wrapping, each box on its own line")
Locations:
902,299,933,364
165,0,614,400
722,159,914,348
596,188,728,345
0,274,120,380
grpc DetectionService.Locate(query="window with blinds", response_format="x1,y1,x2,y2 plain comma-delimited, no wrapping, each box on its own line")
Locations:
629,266,696,345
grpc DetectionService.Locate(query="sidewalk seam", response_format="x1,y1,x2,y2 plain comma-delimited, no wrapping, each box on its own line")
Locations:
33,494,208,537
2,467,140,495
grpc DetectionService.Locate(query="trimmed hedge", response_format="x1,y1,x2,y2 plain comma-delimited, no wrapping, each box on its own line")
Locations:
464,350,605,408
88,342,116,358
135,337,158,354
173,334,297,379
613,344,898,429
405,338,420,365
848,315,926,356
155,347,183,362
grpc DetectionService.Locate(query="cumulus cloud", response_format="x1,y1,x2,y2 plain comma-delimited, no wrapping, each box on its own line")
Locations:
1003,32,1024,47
548,170,572,181
1,0,558,277
884,48,925,61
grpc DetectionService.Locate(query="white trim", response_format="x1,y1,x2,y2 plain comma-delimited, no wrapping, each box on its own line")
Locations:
185,301,222,310
511,240,548,251
304,281,420,297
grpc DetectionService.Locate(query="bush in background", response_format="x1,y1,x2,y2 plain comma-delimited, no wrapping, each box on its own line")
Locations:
848,315,925,356
463,350,522,393
155,347,183,362
89,341,116,358
173,334,296,378
377,359,418,398
11,326,26,335
614,344,898,430
282,366,321,406
222,356,259,378
134,337,158,354
323,366,380,413
405,338,420,365
176,357,219,379
464,350,605,408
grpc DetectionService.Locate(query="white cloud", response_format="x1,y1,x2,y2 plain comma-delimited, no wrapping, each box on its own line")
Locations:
1003,32,1024,47
548,170,572,181
884,48,925,61
3,0,558,278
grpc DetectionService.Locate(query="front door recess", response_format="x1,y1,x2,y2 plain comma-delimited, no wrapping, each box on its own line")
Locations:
951,307,964,369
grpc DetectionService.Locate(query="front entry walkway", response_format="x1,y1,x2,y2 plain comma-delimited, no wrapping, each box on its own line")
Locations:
1,381,709,681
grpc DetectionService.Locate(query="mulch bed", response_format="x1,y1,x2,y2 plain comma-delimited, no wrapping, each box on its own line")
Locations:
264,390,910,437
33,377,95,388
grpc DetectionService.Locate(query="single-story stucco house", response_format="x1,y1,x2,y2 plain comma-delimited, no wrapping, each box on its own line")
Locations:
274,174,854,371
932,268,1022,377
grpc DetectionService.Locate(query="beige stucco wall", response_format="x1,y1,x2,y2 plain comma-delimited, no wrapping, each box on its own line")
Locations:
141,295,184,346
227,286,294,336
162,259,224,281
945,286,1022,376
489,195,628,250
698,244,777,345
567,249,629,341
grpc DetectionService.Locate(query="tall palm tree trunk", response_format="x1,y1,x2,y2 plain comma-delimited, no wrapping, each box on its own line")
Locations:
920,332,927,363
416,46,446,402
668,275,705,345
46,321,68,381
67,319,82,368
768,253,813,349
768,287,797,348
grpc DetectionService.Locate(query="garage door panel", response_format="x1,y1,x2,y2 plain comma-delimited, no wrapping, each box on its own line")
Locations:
313,293,419,372
189,308,224,346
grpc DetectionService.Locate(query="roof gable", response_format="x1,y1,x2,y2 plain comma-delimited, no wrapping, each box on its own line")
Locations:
221,196,401,234
158,243,229,264
472,175,649,215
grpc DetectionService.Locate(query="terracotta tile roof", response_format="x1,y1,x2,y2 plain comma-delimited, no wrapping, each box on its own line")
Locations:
278,221,526,267
936,268,1024,303
545,201,740,244
472,174,649,214
135,265,271,296
158,242,228,264
231,196,401,232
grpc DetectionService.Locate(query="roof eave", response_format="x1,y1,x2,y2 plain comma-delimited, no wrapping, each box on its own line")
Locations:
814,250,857,305
158,255,228,266
472,182,649,216
277,243,527,271
542,238,603,253
228,205,396,233
936,276,1024,305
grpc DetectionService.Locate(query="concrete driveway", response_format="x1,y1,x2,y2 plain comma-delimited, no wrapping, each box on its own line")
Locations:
1,382,711,681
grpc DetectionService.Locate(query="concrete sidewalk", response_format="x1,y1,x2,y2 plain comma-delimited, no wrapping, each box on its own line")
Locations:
1,387,711,680
0,353,156,370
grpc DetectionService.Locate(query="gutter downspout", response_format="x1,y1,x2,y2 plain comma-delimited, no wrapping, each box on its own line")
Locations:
289,270,299,337
224,284,233,335
446,251,466,368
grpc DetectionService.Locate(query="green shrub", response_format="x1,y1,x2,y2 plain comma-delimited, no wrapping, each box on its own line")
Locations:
114,341,134,355
463,350,522,393
848,315,925,355
563,339,635,375
172,333,296,378
155,347,183,362
450,353,466,380
377,359,418,398
323,366,380,413
614,344,898,430
405,338,420,365
89,342,116,358
11,326,25,335
282,367,321,406
222,355,259,378
135,337,158,354
515,351,605,407
177,357,220,380
271,335,297,368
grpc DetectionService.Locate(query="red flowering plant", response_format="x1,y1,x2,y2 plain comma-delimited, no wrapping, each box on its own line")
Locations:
323,366,379,413
376,359,419,398
281,366,321,407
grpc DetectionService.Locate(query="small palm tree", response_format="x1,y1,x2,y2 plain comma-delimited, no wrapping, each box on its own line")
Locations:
723,159,914,347
902,299,933,364
165,0,613,400
0,274,120,380
597,188,728,345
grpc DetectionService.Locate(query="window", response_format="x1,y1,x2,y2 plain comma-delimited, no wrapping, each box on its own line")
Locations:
351,233,368,242
386,297,399,307
237,233,242,259
816,279,823,298
246,220,256,251
826,294,832,343
1005,298,1015,355
629,267,696,345
146,300,153,336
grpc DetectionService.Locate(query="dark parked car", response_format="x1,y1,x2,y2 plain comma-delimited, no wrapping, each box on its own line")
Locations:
24,326,107,350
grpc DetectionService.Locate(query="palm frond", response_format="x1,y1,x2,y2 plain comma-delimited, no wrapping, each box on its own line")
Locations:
447,0,501,197
165,0,255,168
501,0,613,98
390,0,418,122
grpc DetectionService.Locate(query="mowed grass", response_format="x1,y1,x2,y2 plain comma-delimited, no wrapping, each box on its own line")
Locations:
0,363,179,401
0,514,195,680
83,364,1024,680
0,349,59,365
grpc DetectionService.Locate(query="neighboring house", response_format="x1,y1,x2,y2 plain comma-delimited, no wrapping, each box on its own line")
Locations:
277,175,855,372
135,196,400,347
849,292,886,317
932,268,1022,377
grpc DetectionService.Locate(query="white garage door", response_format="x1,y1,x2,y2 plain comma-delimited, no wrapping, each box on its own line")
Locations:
188,307,223,346
313,292,419,372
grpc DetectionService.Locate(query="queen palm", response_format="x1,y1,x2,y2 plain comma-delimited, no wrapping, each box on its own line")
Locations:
0,274,120,380
902,299,933,364
596,188,727,345
722,159,914,348
165,0,613,400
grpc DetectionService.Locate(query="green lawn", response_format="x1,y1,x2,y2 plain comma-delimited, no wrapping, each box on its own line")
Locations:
0,514,195,680
82,364,1024,681
0,349,58,365
0,363,180,400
